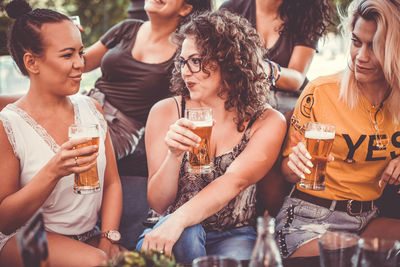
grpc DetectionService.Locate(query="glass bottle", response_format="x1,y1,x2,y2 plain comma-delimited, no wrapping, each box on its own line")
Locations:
249,216,283,267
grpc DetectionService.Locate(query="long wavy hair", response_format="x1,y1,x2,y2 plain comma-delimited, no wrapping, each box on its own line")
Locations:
279,0,333,43
339,0,400,123
170,9,271,132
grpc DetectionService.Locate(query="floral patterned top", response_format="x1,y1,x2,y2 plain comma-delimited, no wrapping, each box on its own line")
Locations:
166,121,257,232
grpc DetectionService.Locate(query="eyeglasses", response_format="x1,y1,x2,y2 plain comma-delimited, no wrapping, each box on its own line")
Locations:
174,57,202,73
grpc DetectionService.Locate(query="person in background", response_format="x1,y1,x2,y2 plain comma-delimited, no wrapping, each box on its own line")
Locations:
275,0,400,259
0,1,123,265
82,0,211,177
220,0,333,119
136,9,286,264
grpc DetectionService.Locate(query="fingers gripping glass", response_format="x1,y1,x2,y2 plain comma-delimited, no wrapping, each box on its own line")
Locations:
174,57,202,73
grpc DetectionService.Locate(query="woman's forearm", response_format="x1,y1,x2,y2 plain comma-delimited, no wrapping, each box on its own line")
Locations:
0,165,59,234
171,173,248,229
100,178,123,232
274,67,305,92
147,150,182,214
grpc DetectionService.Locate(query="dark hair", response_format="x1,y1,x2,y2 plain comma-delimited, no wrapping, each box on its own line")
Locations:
171,10,270,132
5,0,70,76
279,0,334,43
180,0,212,26
185,0,212,14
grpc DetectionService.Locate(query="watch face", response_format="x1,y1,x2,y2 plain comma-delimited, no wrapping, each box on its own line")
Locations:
108,230,121,241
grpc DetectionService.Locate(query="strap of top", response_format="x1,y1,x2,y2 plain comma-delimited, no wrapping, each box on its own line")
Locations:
172,96,186,119
181,97,186,119
173,97,180,119
246,117,257,130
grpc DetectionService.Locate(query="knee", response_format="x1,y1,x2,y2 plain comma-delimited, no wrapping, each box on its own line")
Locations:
173,224,206,263
88,249,108,266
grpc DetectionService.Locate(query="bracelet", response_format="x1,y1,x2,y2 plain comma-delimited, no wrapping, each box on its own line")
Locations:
274,61,281,83
264,58,281,86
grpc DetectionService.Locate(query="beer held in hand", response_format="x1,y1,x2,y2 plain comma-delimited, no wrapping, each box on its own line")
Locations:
68,124,100,194
299,122,335,191
185,108,213,173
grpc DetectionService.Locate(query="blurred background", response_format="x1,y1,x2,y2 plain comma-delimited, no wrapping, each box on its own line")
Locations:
0,0,351,95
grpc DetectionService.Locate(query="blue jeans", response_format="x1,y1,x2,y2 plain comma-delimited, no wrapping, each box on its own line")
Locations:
136,215,256,264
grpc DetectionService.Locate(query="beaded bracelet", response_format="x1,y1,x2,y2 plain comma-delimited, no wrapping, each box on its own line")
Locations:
264,58,281,86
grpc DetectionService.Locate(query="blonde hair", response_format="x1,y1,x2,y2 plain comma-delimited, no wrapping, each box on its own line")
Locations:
339,0,400,123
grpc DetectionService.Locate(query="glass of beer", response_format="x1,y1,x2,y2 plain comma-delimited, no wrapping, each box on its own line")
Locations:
299,122,335,191
185,108,213,173
68,124,100,194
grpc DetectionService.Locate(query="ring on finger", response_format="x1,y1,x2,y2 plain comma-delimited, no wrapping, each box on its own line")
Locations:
74,157,78,167
159,250,164,254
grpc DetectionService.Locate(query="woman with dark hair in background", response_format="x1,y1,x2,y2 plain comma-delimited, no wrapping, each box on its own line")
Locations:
0,0,123,266
82,0,211,176
136,9,286,264
220,0,333,119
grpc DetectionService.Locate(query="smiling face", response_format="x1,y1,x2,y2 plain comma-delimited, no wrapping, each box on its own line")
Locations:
35,20,84,96
350,17,385,87
144,0,192,19
179,36,222,102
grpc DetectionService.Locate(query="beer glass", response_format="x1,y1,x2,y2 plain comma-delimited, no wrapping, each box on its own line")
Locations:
319,231,360,267
300,122,335,191
68,124,100,194
185,108,213,173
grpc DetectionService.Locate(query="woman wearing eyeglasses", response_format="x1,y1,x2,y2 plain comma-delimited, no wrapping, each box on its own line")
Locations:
135,10,286,263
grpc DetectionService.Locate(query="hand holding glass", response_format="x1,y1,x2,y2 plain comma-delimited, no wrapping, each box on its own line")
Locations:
300,122,335,191
184,108,213,173
68,124,100,194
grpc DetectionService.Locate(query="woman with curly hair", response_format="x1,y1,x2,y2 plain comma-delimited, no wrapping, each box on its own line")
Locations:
135,9,286,263
220,0,333,118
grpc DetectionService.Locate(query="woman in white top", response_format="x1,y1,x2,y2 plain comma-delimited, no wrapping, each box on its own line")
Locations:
0,1,123,266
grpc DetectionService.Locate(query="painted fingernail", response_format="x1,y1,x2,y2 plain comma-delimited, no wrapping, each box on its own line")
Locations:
305,168,311,174
306,153,312,159
307,161,313,168
300,174,305,179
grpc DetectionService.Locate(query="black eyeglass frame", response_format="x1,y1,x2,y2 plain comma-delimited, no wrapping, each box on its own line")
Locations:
174,57,203,73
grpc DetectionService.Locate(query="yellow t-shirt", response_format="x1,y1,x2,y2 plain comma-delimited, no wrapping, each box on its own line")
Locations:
283,73,400,201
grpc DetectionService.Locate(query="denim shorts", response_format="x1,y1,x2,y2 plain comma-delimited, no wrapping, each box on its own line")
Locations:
274,196,378,258
67,225,101,243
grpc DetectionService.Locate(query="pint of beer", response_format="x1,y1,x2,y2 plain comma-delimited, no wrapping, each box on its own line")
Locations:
299,122,335,191
185,108,213,173
68,124,100,194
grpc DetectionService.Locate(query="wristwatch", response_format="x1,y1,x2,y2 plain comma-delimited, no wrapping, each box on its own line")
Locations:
101,230,121,243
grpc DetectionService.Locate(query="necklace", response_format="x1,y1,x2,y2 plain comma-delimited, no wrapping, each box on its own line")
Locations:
360,96,389,150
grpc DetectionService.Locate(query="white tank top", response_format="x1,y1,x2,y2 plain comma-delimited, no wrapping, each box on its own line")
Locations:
0,95,107,241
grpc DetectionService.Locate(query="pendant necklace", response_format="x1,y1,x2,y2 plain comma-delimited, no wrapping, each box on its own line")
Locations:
360,96,389,150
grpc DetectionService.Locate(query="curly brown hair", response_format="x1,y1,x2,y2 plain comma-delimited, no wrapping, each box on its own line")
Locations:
170,9,271,132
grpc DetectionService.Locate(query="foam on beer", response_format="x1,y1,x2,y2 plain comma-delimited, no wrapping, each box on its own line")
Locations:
69,133,99,139
305,130,334,140
193,120,213,127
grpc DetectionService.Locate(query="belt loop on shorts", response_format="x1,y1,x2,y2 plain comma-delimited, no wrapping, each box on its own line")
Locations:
288,185,296,198
329,200,337,211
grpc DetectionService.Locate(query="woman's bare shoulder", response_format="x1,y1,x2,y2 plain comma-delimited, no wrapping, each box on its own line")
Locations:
149,96,181,118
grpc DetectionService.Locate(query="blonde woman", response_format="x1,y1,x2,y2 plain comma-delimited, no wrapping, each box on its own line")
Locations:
275,0,400,258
